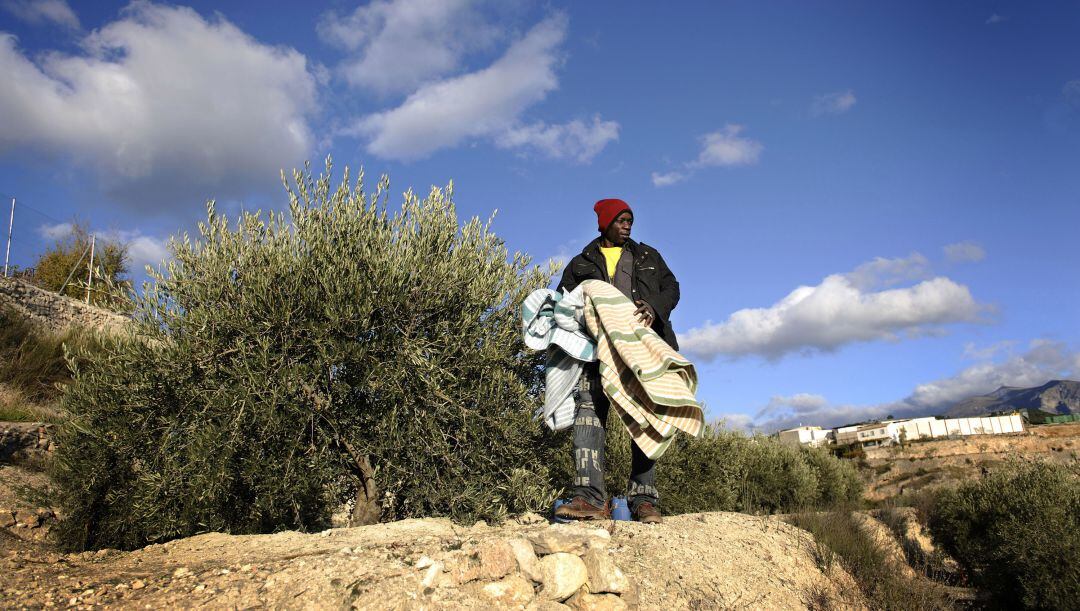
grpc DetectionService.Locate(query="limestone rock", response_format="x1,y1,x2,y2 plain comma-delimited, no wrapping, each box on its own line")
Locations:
507,537,542,582
566,590,628,611
420,562,444,590
477,539,517,580
527,601,573,610
581,549,629,594
481,574,535,606
538,552,588,601
529,525,610,556
1,510,15,528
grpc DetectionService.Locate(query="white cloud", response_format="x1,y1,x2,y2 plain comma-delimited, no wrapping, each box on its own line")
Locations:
746,340,1080,433
962,340,1017,360
651,124,763,187
495,116,619,163
811,90,856,116
102,229,170,274
349,13,570,161
650,171,686,187
846,253,930,291
0,3,318,211
985,13,1006,25
693,125,763,167
943,241,986,263
317,0,508,95
679,253,985,361
38,222,73,240
2,0,79,29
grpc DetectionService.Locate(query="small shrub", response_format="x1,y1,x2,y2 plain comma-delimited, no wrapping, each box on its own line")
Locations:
788,510,953,610
928,461,1080,610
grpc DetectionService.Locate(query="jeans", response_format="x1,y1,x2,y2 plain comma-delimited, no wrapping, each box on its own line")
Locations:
572,362,659,512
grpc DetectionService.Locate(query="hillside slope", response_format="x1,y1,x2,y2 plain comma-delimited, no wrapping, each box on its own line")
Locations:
1,507,862,610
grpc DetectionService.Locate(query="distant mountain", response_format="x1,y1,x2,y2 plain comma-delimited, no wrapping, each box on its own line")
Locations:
945,380,1080,418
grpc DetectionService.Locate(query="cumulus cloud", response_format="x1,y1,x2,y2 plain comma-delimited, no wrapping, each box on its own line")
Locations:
739,340,1080,433
349,13,589,161
943,241,986,263
317,0,508,95
496,116,619,163
0,3,318,212
811,90,856,116
679,253,985,361
2,0,79,29
38,222,73,241
650,171,686,187
651,124,763,187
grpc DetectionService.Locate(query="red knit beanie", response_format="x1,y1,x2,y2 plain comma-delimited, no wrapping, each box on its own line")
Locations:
594,198,632,231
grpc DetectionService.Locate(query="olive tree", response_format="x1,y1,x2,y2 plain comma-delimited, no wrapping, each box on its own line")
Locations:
52,159,560,551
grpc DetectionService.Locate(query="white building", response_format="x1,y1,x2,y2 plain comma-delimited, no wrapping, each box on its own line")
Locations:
778,426,832,447
781,414,1025,448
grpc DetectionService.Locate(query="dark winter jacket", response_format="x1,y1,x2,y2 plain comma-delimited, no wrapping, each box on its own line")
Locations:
556,238,681,350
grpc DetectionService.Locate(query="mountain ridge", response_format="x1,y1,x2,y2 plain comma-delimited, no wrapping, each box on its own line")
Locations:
945,379,1080,418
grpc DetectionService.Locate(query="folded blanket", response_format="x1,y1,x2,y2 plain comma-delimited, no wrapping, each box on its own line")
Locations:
579,279,704,459
522,280,704,457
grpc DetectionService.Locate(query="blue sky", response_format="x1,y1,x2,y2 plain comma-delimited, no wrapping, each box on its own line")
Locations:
1,0,1078,431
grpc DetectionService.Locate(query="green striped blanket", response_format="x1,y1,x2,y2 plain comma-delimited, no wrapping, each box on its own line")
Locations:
582,280,704,458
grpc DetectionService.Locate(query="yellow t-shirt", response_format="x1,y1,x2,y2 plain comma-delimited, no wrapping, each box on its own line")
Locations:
599,246,622,280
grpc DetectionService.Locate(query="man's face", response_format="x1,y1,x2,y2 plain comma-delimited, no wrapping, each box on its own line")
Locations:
603,211,633,245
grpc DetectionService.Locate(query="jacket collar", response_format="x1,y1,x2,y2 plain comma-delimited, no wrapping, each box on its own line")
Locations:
583,236,639,260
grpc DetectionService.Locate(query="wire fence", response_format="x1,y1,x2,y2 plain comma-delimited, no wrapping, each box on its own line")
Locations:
0,192,117,304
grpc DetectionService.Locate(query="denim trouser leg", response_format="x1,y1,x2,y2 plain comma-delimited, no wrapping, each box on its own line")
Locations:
571,363,659,511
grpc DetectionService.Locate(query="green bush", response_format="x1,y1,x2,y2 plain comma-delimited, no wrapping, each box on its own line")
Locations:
588,423,862,515
51,160,559,551
928,461,1080,610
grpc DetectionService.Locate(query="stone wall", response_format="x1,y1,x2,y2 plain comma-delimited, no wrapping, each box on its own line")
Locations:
0,276,129,334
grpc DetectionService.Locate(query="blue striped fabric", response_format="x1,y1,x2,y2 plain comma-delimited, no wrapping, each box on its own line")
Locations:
522,287,596,430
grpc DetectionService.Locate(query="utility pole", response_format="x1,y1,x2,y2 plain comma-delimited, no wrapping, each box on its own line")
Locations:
85,234,95,304
4,197,13,277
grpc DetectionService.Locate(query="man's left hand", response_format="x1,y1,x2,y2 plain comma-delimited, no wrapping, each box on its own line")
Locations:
634,300,656,326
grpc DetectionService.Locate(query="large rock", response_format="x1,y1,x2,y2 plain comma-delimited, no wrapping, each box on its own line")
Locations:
581,548,629,594
507,537,543,582
529,525,610,555
477,540,518,580
566,590,628,611
538,553,588,601
481,574,535,606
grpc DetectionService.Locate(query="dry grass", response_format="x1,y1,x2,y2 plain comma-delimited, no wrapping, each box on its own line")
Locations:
0,384,64,423
788,510,956,611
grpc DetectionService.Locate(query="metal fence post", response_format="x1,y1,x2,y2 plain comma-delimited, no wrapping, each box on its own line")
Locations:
4,197,13,277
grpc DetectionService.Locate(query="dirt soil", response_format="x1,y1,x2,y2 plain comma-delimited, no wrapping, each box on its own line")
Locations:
860,425,1080,501
0,494,862,610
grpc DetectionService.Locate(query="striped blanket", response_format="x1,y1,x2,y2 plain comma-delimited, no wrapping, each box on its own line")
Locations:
522,286,596,431
522,280,704,458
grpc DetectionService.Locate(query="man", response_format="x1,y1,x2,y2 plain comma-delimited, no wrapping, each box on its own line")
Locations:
553,198,680,524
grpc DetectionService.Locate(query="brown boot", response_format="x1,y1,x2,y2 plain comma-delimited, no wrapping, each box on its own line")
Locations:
554,497,611,520
632,501,662,524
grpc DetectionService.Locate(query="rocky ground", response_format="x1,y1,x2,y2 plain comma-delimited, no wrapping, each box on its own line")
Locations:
1,501,863,610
